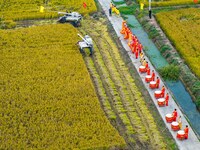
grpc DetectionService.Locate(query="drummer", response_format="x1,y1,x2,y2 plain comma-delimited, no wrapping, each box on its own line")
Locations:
165,93,169,106
172,109,178,121
161,86,165,97
184,125,189,139
156,77,160,88
145,61,149,69
151,70,155,81
178,116,182,129
146,67,150,75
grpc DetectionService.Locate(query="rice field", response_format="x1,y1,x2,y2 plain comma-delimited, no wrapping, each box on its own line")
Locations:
0,24,125,149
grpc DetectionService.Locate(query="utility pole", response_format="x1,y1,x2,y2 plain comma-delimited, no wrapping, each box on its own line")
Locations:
149,0,152,19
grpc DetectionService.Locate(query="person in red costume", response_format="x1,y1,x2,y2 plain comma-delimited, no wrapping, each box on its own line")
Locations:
156,77,160,88
172,109,178,121
146,67,150,75
184,125,189,139
138,43,143,53
145,61,148,68
165,93,169,106
151,70,155,81
135,48,139,59
161,86,165,98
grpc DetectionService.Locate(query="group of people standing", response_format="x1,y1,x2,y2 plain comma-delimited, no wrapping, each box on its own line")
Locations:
120,20,189,140
172,109,189,139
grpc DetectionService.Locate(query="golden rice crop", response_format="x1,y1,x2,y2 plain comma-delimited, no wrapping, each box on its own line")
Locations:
156,8,200,78
137,0,200,7
0,0,97,21
0,24,125,149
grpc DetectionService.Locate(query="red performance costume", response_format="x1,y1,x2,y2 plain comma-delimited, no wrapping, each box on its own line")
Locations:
135,48,139,59
161,86,165,98
172,109,178,121
184,126,189,139
165,93,169,106
120,20,127,34
146,67,150,75
145,62,148,69
151,71,155,81
156,77,160,88
138,43,143,53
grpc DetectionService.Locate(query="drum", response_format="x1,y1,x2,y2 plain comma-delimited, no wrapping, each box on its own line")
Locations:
154,90,162,99
145,75,152,83
171,121,180,131
149,81,156,89
157,98,165,107
139,66,146,73
165,114,173,123
177,130,185,140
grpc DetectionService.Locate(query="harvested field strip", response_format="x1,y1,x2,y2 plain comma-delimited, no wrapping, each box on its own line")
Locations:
85,57,116,120
80,17,166,149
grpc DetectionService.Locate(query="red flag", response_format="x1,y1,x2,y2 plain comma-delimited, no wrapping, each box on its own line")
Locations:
83,2,87,8
194,0,198,3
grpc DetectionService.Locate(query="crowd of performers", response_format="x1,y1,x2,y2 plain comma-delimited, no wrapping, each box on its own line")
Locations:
120,20,189,140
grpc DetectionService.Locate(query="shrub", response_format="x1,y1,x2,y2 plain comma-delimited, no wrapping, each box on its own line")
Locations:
158,64,180,81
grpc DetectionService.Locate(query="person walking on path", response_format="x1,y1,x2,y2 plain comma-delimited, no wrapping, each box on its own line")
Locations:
184,125,189,139
178,116,182,129
172,109,178,121
109,7,112,16
165,93,169,106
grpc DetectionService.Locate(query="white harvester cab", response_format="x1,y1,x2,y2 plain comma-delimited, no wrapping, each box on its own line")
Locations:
58,12,82,27
77,34,93,56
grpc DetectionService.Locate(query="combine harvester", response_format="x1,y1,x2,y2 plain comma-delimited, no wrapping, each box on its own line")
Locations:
57,11,82,27
77,33,93,56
